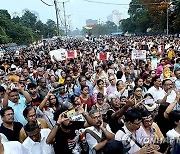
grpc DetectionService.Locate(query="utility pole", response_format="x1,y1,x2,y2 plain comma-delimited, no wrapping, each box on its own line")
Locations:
63,2,68,36
54,0,60,38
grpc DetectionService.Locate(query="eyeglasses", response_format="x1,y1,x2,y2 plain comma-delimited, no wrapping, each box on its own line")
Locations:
109,78,115,82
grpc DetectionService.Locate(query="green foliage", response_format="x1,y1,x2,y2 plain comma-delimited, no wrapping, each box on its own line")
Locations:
121,0,180,34
0,9,59,45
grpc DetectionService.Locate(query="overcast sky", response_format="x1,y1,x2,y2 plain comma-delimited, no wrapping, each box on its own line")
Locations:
0,0,131,30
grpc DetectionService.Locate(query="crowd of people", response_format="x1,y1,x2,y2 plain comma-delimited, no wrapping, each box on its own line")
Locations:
0,35,180,154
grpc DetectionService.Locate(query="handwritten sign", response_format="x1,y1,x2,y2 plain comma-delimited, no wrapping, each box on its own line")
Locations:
131,49,146,60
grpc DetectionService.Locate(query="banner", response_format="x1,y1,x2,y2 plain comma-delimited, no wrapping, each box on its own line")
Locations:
97,52,110,60
49,48,67,61
67,50,77,59
131,49,146,60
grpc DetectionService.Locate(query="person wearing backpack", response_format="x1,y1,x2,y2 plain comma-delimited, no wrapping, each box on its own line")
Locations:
85,109,114,154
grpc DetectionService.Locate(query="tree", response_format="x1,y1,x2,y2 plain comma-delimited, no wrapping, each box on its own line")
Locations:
20,10,37,31
44,19,57,38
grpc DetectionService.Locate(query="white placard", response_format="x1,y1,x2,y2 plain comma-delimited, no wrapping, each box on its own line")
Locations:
131,49,146,59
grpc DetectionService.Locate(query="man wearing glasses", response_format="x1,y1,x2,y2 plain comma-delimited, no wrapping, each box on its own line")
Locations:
0,106,23,141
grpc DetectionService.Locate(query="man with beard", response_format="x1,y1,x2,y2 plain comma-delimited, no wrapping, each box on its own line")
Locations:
0,106,23,141
37,77,49,99
86,110,115,154
27,83,43,107
46,106,95,154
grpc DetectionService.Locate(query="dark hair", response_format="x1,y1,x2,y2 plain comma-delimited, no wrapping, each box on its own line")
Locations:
24,121,40,133
81,85,89,91
124,108,142,123
144,93,154,99
133,85,142,92
169,110,180,127
116,71,123,79
78,75,86,83
97,79,104,85
89,109,99,117
135,78,143,86
49,95,59,108
151,76,160,85
141,110,152,121
162,78,172,86
0,86,5,93
57,84,65,88
23,106,35,118
27,83,37,90
97,92,104,99
143,74,151,80
53,106,68,121
10,89,18,93
0,106,14,117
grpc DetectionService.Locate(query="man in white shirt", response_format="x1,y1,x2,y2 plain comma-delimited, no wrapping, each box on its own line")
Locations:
147,76,164,102
0,134,28,154
115,108,159,154
157,79,176,104
174,69,180,90
86,110,114,154
23,121,54,154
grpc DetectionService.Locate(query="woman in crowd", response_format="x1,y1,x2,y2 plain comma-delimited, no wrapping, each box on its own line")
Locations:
91,92,110,121
36,91,56,129
92,79,107,104
79,85,93,111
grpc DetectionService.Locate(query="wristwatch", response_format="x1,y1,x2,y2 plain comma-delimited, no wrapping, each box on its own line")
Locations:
55,122,60,127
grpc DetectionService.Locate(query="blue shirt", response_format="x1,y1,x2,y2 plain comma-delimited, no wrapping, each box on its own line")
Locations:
74,83,93,97
8,95,27,126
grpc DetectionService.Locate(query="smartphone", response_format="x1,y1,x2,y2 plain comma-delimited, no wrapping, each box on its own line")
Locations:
144,99,155,105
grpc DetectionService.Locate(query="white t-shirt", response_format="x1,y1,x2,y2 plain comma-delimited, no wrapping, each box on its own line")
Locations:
147,86,164,102
2,141,28,154
166,129,180,144
23,129,54,154
115,126,141,154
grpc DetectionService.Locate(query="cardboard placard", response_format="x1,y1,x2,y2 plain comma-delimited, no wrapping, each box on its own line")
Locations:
132,49,146,60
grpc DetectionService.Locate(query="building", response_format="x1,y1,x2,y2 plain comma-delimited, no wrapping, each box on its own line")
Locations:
86,19,98,26
107,10,122,26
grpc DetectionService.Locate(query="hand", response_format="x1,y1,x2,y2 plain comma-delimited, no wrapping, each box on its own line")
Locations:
76,105,85,114
57,112,69,124
126,95,135,107
15,83,23,91
166,89,172,96
5,86,11,95
47,90,53,97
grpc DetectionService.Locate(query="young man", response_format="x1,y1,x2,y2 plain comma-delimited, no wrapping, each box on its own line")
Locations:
115,108,159,154
86,110,115,154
